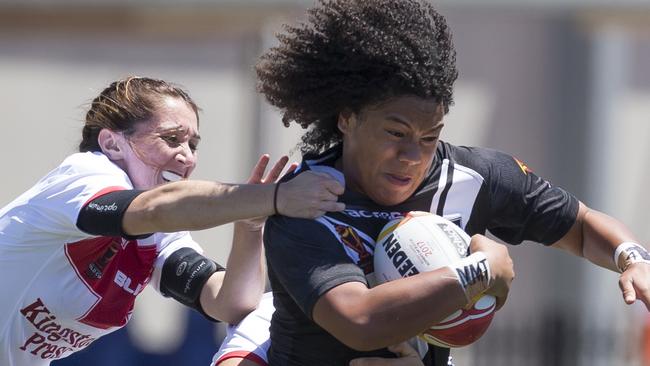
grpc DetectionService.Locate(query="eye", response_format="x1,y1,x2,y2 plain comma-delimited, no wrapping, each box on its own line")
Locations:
386,130,405,138
421,136,439,145
189,142,199,153
161,135,180,146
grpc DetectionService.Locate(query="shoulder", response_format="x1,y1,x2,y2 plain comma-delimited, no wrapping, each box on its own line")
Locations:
59,152,128,179
438,141,509,167
437,141,520,178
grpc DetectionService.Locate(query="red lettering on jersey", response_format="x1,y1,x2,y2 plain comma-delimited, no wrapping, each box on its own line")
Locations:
64,237,157,329
20,298,51,325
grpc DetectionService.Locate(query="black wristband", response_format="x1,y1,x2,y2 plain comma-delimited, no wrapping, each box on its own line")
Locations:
273,182,281,215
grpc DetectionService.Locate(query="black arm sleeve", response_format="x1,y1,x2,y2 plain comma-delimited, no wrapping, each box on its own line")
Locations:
479,148,579,245
264,215,367,319
76,189,152,240
159,247,225,321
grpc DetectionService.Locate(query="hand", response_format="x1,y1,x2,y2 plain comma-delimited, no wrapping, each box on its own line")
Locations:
276,171,345,219
470,234,515,310
238,154,297,231
619,261,650,311
349,342,424,366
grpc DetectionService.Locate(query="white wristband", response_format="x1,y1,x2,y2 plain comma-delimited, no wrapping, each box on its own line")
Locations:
614,242,650,273
448,252,491,302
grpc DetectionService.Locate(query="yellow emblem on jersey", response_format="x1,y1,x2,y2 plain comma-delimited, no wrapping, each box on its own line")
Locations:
514,157,532,175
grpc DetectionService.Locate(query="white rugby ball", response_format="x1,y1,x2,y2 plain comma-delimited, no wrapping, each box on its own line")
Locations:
373,211,496,348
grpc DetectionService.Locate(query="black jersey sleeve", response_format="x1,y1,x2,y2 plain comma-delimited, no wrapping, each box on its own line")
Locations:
472,147,579,245
76,189,152,240
264,215,368,318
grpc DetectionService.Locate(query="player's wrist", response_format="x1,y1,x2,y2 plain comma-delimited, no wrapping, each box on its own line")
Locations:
273,182,282,215
614,242,650,272
447,251,491,303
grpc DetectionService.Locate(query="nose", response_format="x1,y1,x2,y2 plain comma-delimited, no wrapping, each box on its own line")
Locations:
397,140,422,165
175,143,197,168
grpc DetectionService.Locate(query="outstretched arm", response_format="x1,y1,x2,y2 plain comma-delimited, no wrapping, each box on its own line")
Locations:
122,159,345,236
552,201,650,310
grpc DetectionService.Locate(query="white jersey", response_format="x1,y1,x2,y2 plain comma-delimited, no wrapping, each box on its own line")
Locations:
212,292,274,366
0,152,203,366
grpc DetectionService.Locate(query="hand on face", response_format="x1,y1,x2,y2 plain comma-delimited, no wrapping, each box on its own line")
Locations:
348,341,424,366
619,262,650,311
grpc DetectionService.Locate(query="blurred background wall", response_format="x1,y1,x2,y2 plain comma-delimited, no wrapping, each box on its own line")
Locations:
0,1,649,365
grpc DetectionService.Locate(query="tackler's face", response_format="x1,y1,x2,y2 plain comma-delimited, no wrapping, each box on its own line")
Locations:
338,95,444,207
120,97,200,190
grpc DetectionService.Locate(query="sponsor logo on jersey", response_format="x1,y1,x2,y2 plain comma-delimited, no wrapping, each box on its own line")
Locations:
114,270,144,296
344,209,404,220
19,298,96,360
85,240,120,279
335,224,373,274
65,237,156,329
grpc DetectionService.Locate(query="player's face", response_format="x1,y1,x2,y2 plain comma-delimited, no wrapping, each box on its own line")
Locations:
338,95,444,206
120,97,200,190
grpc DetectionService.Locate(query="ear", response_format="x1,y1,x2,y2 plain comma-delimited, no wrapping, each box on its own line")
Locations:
337,110,357,135
97,129,126,161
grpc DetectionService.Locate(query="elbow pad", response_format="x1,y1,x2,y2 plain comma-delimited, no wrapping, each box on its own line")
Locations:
160,247,225,319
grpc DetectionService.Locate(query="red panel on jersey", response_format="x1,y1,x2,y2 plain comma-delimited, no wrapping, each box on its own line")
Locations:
64,237,157,329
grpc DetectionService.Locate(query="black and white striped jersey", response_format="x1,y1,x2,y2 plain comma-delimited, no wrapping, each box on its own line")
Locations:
264,142,579,366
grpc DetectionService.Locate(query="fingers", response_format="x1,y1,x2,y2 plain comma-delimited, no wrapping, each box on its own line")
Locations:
286,162,300,174
311,171,345,194
469,234,514,311
264,156,290,183
387,342,419,357
349,342,423,366
493,289,509,311
247,154,271,183
618,276,637,305
248,154,293,185
349,357,410,366
349,357,383,366
318,201,346,214
618,263,650,310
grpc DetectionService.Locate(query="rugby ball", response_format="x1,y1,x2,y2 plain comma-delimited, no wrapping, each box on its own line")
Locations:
373,211,496,348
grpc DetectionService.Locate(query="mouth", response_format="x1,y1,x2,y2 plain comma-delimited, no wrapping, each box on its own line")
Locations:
385,173,413,186
162,170,184,183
